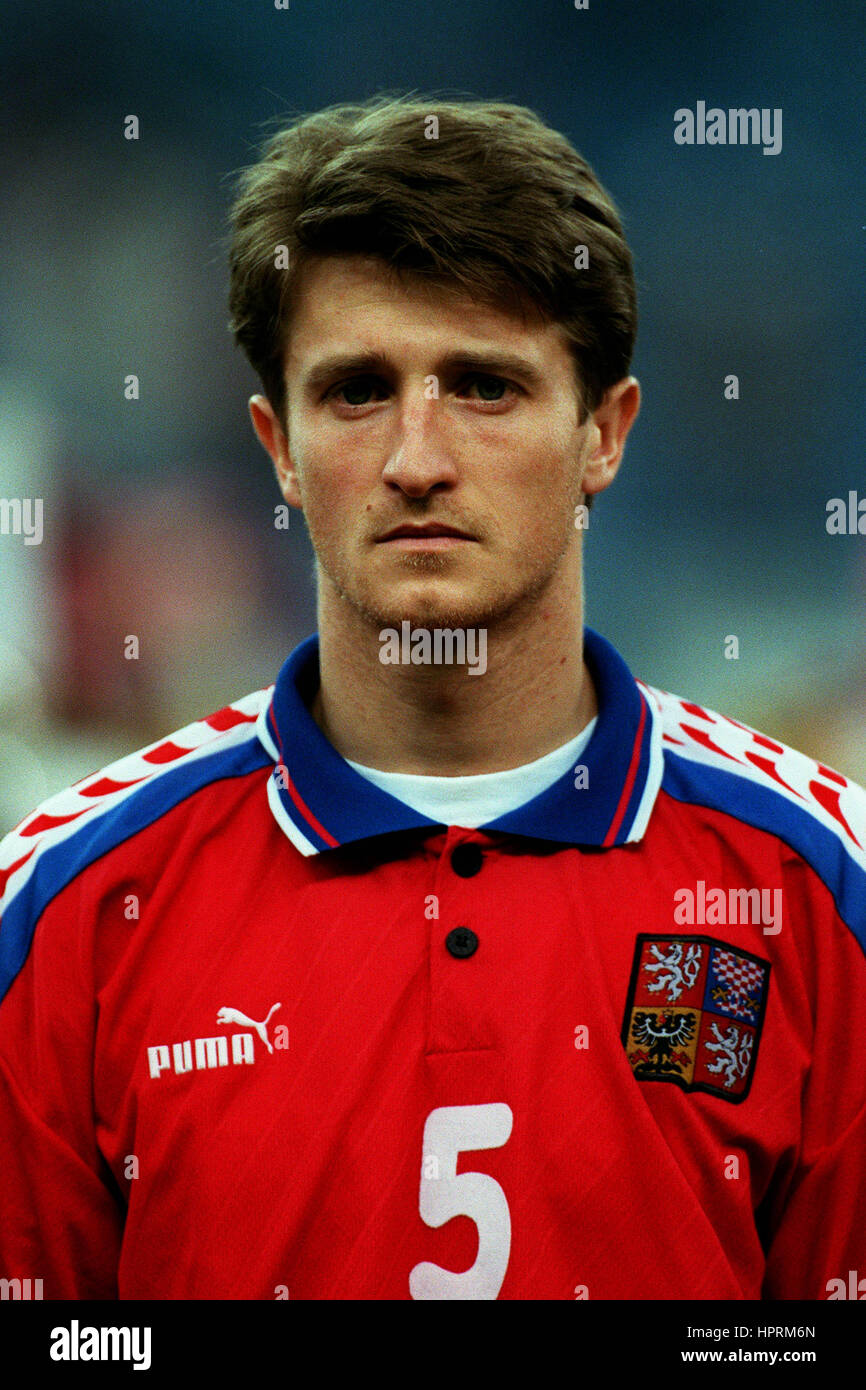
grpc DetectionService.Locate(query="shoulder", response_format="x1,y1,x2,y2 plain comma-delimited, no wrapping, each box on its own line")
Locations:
640,679,866,936
0,687,273,999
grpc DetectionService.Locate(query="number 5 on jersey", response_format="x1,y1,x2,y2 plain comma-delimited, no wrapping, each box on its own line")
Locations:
409,1103,514,1300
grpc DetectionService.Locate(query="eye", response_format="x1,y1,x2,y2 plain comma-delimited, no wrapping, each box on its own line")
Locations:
459,374,513,403
328,376,387,407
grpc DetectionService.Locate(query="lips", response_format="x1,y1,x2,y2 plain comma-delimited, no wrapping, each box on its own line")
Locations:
378,523,474,541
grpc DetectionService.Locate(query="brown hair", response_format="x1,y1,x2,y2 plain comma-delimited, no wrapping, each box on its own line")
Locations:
227,93,637,436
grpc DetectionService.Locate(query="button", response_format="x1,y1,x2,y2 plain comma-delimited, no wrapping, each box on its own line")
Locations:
446,927,479,959
450,843,483,877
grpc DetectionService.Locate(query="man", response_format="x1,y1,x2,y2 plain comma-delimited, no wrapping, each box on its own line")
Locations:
0,96,864,1301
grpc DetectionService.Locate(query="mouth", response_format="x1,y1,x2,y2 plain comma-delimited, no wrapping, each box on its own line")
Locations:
377,523,476,545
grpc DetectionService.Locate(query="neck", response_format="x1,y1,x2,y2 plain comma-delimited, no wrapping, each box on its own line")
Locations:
311,569,596,777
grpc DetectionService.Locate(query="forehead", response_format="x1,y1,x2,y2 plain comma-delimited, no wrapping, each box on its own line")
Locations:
284,254,572,371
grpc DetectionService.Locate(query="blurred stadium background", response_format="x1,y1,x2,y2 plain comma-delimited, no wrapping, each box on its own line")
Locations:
1,0,864,831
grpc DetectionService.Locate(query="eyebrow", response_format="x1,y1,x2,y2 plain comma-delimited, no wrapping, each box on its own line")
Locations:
301,348,546,397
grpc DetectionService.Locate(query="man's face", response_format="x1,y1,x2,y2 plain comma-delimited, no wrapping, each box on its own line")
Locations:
253,254,632,633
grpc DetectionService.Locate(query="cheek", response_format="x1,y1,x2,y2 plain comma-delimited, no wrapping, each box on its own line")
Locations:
289,451,326,529
292,442,368,547
501,423,582,506
507,429,584,549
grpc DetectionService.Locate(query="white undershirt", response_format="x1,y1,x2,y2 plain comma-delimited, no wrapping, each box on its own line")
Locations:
345,718,597,828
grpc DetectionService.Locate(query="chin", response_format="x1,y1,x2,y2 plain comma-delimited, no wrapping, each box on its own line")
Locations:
365,585,521,633
328,554,548,632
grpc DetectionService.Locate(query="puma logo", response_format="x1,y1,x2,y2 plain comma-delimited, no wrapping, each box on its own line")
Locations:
217,1003,281,1054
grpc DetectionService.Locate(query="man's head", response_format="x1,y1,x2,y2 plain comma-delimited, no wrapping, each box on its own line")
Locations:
228,96,640,639
228,94,637,437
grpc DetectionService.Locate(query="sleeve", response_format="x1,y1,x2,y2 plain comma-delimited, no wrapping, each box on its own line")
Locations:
0,859,123,1299
760,854,866,1300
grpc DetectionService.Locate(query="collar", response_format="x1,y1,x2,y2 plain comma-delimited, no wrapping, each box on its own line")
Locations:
256,627,663,857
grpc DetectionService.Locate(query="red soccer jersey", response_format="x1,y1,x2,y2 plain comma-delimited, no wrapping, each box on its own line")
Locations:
0,627,864,1300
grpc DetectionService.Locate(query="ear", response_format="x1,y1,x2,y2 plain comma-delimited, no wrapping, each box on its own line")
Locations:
248,395,303,509
580,377,640,498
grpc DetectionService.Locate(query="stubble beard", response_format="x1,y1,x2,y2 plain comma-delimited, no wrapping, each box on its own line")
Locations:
315,523,577,636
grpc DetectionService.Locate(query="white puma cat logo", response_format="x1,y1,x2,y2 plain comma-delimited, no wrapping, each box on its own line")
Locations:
216,1003,281,1054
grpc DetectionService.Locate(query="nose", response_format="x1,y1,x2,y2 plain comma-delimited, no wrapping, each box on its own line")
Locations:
381,394,459,497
